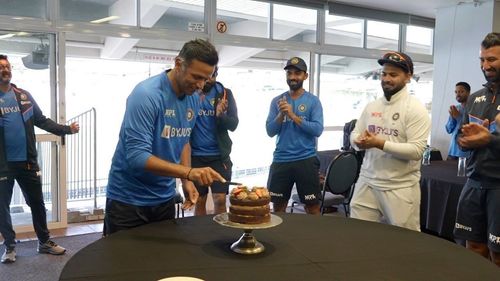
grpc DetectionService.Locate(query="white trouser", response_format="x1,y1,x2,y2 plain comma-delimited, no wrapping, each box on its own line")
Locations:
349,179,421,231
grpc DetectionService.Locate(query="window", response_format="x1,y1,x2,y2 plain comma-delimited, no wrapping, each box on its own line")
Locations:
60,0,137,26
216,0,270,38
319,55,380,128
406,25,433,55
65,55,168,211
325,15,363,47
273,4,317,43
0,0,47,19
140,0,205,31
367,20,399,50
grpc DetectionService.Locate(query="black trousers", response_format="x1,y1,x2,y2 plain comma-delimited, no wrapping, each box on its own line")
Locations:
0,165,50,248
104,197,176,236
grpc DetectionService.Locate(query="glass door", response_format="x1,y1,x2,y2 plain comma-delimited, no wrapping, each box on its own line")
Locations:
0,30,62,229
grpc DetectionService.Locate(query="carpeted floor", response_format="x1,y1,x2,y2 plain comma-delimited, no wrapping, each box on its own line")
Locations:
1,232,102,281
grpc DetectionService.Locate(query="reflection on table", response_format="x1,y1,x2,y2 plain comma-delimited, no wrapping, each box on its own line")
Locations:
60,214,498,281
420,160,467,241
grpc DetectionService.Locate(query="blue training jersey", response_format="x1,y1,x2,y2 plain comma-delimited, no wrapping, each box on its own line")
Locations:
106,71,199,206
0,88,27,161
190,84,221,156
266,91,323,162
445,104,470,158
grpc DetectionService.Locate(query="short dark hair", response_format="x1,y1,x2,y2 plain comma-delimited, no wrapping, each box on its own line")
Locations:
455,82,471,92
481,32,500,49
0,54,8,60
178,39,218,66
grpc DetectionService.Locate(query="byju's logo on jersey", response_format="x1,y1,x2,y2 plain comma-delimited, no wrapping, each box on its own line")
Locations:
186,109,194,121
198,109,215,117
161,125,192,139
0,106,20,115
368,124,399,136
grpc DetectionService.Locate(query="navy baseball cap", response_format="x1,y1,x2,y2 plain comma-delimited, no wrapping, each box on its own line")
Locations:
284,57,307,72
377,52,414,75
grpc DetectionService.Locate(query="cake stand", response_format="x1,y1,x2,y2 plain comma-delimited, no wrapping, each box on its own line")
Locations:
213,213,282,255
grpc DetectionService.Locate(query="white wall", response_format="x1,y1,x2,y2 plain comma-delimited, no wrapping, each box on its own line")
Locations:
431,1,495,156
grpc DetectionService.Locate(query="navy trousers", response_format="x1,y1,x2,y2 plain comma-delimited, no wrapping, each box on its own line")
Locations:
0,164,50,248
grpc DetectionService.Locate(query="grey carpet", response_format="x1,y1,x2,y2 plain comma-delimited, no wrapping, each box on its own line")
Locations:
1,232,102,281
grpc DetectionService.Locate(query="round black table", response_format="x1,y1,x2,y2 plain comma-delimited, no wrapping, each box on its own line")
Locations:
59,214,498,281
420,160,467,240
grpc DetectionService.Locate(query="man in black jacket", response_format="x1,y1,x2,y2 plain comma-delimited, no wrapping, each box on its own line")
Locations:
0,54,79,263
191,67,238,215
454,33,500,266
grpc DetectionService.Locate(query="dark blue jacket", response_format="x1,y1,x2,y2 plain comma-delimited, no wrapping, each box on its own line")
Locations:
0,84,72,174
213,82,238,161
459,83,500,187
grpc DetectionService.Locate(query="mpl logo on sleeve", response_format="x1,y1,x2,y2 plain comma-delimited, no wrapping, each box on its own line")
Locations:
474,95,486,103
164,109,176,117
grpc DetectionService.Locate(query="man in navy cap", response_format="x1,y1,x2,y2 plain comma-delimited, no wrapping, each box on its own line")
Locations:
265,57,324,214
349,51,430,231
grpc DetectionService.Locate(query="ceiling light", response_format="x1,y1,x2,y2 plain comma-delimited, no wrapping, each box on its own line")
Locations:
0,33,15,39
90,16,120,24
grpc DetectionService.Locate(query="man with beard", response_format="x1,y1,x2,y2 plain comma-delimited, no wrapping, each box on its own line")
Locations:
0,55,80,263
454,32,500,266
445,82,471,160
190,67,238,215
349,51,430,231
104,39,225,236
266,57,323,214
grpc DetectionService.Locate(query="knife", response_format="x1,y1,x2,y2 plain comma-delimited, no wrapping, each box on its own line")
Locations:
225,181,243,186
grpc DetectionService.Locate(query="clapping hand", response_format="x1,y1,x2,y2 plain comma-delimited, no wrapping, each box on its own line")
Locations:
354,130,385,150
216,98,228,117
458,119,491,149
449,105,460,119
278,98,292,117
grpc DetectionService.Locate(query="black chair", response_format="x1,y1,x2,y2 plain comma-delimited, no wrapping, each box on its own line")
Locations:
291,151,360,216
320,151,360,216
